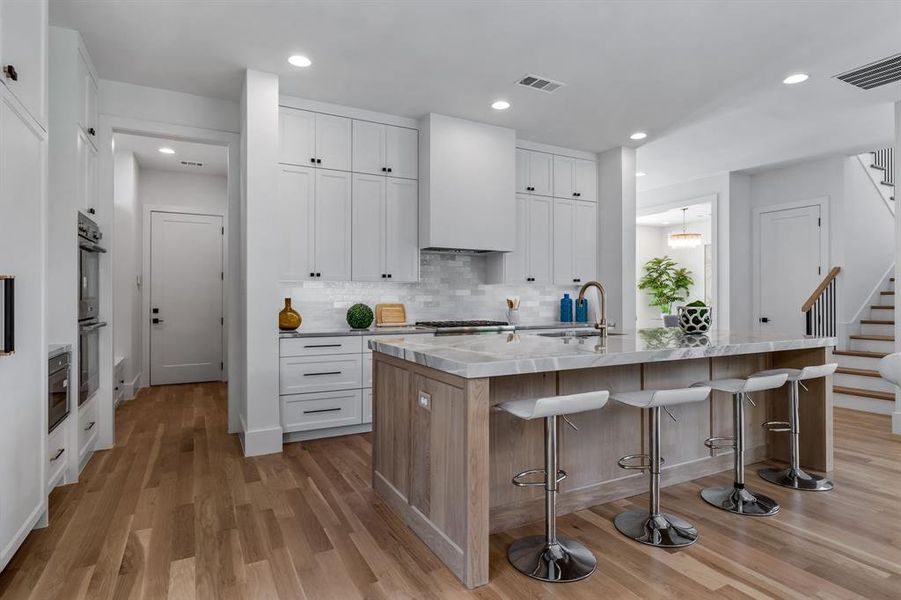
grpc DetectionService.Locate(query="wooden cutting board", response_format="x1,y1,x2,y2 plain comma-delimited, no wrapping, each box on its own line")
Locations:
375,303,407,327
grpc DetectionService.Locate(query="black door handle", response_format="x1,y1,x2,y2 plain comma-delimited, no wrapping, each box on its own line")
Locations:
3,65,17,81
152,318,164,324
760,317,770,323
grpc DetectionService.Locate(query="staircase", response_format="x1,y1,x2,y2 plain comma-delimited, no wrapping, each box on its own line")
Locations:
834,275,896,414
870,147,894,201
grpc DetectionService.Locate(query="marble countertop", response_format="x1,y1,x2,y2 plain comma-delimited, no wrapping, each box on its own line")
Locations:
368,329,837,379
278,321,596,338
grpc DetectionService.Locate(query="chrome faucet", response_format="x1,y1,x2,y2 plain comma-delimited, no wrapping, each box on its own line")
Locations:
578,280,608,337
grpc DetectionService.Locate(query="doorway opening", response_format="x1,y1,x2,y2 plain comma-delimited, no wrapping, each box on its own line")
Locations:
636,201,714,328
111,133,229,396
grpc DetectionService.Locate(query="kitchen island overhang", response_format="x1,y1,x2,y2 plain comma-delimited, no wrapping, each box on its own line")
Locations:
369,330,836,588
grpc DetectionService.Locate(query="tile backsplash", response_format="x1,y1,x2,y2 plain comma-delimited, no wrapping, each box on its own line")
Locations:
280,252,586,329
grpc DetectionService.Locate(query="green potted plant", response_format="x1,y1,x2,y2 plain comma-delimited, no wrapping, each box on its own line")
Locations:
637,256,694,327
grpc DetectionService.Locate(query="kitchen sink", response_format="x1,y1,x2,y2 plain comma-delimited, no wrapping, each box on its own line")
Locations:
538,330,628,339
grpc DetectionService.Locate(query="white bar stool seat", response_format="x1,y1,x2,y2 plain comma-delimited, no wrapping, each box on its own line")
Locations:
611,386,712,548
498,390,609,583
693,373,788,516
752,363,837,491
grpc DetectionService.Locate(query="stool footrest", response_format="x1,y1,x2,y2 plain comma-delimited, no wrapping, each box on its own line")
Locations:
512,468,567,487
761,420,791,433
704,436,736,450
617,453,664,471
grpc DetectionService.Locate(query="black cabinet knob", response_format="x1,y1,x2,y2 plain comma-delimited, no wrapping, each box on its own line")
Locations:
387,167,392,173
387,273,392,278
88,128,96,136
152,318,164,324
316,272,321,277
573,278,580,283
310,158,316,164
316,158,322,164
382,167,386,172
381,274,386,278
760,317,770,323
3,65,17,81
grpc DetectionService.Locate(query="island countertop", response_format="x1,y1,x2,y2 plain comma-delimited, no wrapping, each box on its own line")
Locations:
368,328,837,378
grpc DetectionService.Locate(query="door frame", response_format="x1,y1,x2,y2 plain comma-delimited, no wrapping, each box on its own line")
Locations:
144,208,226,387
636,193,720,328
752,196,830,332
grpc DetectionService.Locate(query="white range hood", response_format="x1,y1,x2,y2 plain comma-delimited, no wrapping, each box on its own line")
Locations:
419,113,515,253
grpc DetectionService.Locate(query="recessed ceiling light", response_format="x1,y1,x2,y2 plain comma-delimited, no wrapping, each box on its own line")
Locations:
636,171,647,177
630,131,647,140
491,100,510,110
288,55,312,68
783,73,808,85
158,147,175,155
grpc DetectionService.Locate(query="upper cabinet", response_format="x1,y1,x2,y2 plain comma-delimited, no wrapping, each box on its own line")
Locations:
279,107,352,171
0,0,47,128
487,194,553,284
351,174,418,282
553,156,597,202
516,148,553,196
554,198,597,285
352,120,417,179
76,50,98,143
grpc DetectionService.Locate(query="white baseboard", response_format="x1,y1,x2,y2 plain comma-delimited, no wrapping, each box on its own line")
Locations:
241,424,283,456
283,423,372,443
834,393,894,415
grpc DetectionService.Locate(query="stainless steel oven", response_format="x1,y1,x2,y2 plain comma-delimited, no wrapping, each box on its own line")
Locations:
79,319,106,406
49,351,70,432
78,212,105,321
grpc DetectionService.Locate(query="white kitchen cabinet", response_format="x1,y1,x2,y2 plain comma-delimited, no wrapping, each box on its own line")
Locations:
487,194,553,284
0,88,45,571
314,169,352,280
554,198,597,285
76,49,98,143
277,165,315,281
0,0,47,128
516,148,553,196
554,156,597,202
279,108,352,171
352,174,418,282
76,128,97,214
281,389,363,432
351,173,386,281
353,120,418,179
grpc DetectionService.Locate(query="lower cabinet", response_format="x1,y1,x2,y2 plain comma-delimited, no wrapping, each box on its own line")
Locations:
78,395,98,467
281,389,363,432
47,419,68,489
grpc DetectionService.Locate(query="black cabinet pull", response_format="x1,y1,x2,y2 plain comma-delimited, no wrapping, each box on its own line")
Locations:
315,272,321,277
573,278,581,283
152,318,164,324
316,158,322,164
381,167,386,172
303,371,342,377
381,274,386,278
84,421,96,432
303,407,342,414
387,167,392,173
387,273,392,278
310,158,316,164
88,128,96,136
50,448,65,462
3,65,17,81
303,344,341,348
310,272,315,277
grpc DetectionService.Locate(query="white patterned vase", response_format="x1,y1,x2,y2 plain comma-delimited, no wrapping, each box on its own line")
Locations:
678,306,712,334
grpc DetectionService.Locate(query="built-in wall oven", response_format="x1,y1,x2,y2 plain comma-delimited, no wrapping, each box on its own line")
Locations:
78,212,106,405
49,351,70,432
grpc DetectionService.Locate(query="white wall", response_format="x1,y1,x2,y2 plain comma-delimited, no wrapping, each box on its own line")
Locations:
636,225,665,327
112,151,141,393
139,168,227,214
598,146,636,329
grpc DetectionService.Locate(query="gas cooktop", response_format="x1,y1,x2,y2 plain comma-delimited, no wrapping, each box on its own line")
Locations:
415,320,514,335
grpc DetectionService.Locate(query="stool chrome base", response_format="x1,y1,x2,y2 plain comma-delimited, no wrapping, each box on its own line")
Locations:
700,485,780,516
613,510,699,548
507,536,597,583
759,466,834,491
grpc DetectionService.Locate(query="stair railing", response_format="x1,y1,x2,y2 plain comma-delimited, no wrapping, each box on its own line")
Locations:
802,267,841,337
872,147,894,187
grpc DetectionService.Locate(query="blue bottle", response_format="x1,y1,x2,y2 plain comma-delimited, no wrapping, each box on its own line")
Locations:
560,293,573,322
575,298,589,322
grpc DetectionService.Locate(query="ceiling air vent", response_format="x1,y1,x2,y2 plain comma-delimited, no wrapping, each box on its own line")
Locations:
835,51,901,90
179,160,204,168
516,74,565,93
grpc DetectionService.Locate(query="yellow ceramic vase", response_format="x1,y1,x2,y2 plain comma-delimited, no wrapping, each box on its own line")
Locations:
279,298,302,331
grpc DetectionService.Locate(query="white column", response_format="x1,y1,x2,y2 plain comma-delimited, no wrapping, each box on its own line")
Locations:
893,100,901,435
241,69,282,455
597,147,636,330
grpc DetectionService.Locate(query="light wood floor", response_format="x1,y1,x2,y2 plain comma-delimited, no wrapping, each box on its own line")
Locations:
1,383,899,599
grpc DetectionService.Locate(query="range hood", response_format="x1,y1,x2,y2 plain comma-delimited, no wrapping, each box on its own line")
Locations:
419,113,515,253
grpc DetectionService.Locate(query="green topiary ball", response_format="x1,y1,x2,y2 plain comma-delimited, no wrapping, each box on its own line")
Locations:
346,303,374,329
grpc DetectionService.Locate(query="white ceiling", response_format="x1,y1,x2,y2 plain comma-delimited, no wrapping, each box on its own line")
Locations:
52,1,901,188
637,202,711,228
113,133,228,176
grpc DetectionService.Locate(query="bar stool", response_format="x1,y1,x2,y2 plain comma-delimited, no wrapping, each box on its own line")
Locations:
499,390,610,583
693,373,788,516
753,363,838,491
611,386,712,547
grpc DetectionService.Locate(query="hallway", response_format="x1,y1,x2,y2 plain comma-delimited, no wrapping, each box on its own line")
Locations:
1,383,899,599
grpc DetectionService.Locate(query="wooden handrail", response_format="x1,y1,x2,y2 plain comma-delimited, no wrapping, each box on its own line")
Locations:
801,266,841,312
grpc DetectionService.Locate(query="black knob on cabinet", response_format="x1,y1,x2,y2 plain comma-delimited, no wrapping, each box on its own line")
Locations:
760,317,770,323
152,318,164,324
382,167,386,172
573,278,580,283
316,158,322,164
310,158,316,164
387,273,392,278
3,65,17,81
381,274,386,278
387,167,392,173
316,272,321,277
88,128,96,136
87,208,96,214
310,272,315,277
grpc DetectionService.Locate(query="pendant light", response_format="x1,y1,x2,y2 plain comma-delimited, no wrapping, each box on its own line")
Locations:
668,208,703,248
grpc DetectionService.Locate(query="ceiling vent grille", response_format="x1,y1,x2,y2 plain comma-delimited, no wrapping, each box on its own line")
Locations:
516,74,565,93
179,160,204,167
835,51,901,90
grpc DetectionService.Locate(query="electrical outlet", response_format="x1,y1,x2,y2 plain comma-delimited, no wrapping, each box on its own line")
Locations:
418,392,431,410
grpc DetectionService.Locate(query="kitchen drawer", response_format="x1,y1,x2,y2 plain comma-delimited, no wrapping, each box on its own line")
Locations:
363,388,372,424
47,418,68,487
363,354,373,387
78,397,98,460
282,389,362,432
279,354,363,394
280,336,362,357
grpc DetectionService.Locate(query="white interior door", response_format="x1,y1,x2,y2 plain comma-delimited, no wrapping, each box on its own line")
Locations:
758,204,822,334
150,212,223,385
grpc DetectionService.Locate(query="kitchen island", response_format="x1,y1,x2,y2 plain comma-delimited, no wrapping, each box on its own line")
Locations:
369,329,836,588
